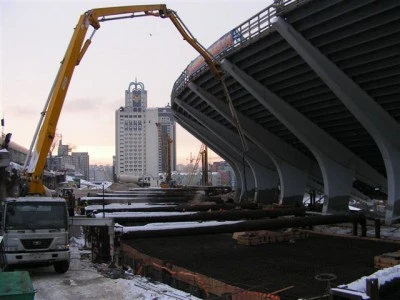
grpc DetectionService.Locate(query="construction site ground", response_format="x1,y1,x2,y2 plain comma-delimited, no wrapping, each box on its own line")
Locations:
123,230,400,299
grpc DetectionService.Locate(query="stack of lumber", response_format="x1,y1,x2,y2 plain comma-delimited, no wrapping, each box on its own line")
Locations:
374,250,400,269
233,229,309,245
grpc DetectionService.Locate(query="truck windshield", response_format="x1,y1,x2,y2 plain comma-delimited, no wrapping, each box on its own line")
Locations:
5,202,68,230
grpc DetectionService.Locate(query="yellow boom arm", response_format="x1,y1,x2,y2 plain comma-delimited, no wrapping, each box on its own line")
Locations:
25,4,221,195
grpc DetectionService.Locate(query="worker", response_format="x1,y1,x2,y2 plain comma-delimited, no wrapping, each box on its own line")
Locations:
80,199,89,215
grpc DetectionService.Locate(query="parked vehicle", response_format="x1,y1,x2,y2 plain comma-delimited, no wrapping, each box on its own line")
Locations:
0,197,70,273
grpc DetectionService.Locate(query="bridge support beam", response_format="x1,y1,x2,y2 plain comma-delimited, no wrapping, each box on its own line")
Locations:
175,98,279,203
188,82,309,206
221,59,358,214
272,16,400,223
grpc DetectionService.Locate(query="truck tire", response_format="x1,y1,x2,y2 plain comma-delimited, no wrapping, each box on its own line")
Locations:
54,261,69,273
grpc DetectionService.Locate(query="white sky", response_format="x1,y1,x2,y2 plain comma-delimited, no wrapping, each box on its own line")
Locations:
0,0,271,165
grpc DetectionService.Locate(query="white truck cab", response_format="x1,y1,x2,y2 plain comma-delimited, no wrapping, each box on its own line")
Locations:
0,197,70,273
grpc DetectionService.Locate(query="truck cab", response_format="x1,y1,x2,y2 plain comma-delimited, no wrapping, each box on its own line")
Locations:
0,197,70,273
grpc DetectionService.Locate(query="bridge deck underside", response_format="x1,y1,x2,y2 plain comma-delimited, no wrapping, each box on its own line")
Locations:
172,0,400,197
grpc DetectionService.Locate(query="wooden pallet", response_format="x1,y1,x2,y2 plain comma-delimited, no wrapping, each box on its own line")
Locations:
234,229,309,246
374,250,400,269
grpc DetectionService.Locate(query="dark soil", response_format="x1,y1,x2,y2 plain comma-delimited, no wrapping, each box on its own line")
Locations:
123,232,400,299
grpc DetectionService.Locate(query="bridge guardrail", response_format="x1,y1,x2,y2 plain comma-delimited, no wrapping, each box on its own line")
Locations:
171,0,310,97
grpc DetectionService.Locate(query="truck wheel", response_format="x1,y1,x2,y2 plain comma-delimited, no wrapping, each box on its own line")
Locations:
54,261,69,273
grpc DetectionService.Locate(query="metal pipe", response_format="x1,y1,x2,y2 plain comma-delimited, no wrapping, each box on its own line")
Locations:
84,202,260,214
113,207,306,226
122,213,366,239
86,203,233,214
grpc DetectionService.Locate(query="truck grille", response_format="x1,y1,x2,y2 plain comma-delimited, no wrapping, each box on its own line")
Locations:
21,238,53,250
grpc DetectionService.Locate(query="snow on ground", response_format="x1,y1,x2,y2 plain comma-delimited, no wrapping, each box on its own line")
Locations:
115,220,241,232
29,237,201,300
87,203,176,210
94,211,197,218
339,265,400,293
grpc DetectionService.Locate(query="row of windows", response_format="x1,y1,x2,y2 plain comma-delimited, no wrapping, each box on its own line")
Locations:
120,141,146,144
124,120,142,125
119,114,142,118
122,146,143,149
122,137,143,141
119,165,145,169
119,155,146,159
119,146,145,150
122,126,142,131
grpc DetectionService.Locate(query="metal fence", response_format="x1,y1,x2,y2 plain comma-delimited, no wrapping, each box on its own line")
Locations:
171,0,311,97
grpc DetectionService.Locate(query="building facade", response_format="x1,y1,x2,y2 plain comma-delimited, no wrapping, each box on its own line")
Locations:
115,80,176,180
49,139,89,180
71,152,89,180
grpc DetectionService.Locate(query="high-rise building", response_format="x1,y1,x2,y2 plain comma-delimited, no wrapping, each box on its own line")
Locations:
115,80,176,180
71,152,89,180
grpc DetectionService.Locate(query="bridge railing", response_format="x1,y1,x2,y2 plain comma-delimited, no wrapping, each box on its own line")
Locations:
171,0,309,97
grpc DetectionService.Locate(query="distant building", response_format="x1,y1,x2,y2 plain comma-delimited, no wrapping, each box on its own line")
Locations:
72,152,89,180
57,141,69,156
89,165,113,182
115,80,176,180
47,156,75,176
211,161,236,187
50,139,90,180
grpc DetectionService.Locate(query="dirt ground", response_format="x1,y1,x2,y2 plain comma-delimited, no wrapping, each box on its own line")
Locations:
123,232,400,299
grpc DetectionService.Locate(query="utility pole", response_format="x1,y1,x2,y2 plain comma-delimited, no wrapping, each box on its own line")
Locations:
201,146,208,185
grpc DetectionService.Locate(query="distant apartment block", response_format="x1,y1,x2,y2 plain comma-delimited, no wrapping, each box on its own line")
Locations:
115,80,176,180
49,139,90,180
72,152,89,180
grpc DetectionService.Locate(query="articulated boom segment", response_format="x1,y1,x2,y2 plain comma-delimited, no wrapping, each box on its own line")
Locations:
24,4,231,195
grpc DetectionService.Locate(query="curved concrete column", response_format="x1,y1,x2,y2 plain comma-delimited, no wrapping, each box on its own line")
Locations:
277,162,308,206
248,158,280,204
221,59,376,214
188,82,310,205
175,97,280,203
174,109,256,202
272,16,400,223
174,114,244,202
320,155,355,214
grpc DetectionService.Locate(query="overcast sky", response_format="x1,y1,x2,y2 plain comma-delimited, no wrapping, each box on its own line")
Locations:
1,0,271,165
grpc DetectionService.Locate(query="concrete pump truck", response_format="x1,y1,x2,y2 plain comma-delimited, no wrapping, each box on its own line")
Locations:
1,4,227,273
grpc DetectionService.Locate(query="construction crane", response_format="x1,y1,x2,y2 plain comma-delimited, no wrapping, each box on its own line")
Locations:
201,145,209,186
186,153,194,165
187,144,205,186
156,122,173,187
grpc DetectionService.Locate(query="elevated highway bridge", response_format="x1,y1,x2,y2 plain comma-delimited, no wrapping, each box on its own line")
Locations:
170,0,400,224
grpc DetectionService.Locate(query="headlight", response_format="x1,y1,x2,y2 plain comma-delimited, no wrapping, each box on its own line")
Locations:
4,246,18,252
55,243,69,250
